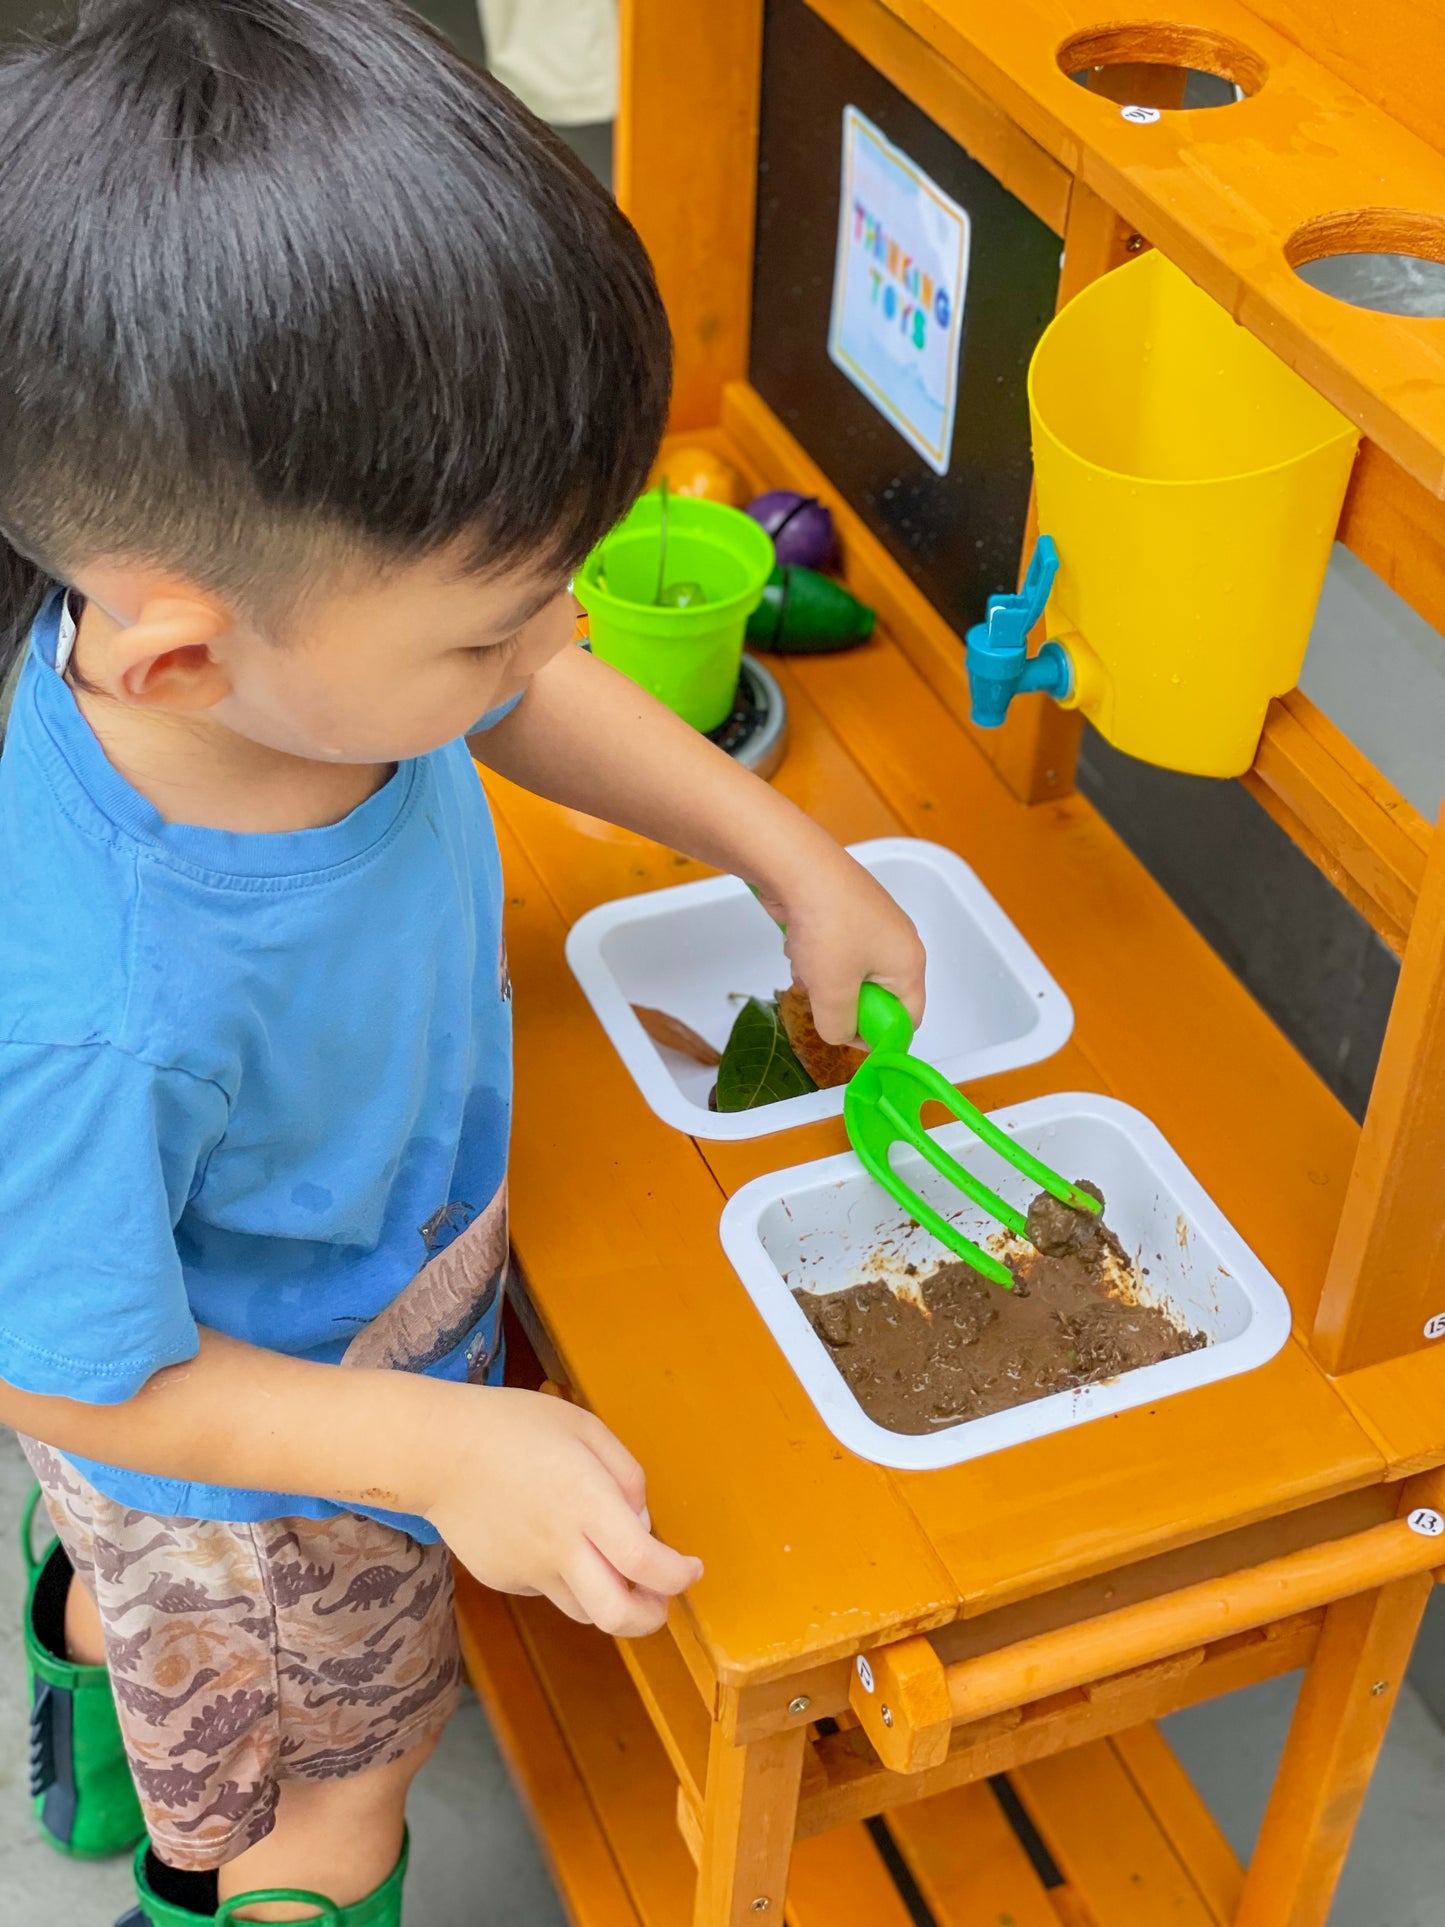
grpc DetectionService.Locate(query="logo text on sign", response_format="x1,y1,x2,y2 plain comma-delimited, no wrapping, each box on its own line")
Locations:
827,106,971,477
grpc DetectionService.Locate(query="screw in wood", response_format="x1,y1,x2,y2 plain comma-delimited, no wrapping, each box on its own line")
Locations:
881,1704,894,1727
751,1899,771,1913
1370,1680,1390,1695
787,1695,811,1715
1126,233,1146,252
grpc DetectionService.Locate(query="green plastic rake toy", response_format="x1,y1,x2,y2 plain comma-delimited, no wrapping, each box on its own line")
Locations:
846,981,1101,1290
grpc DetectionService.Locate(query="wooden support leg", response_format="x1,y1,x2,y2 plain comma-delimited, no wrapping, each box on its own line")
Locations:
1312,807,1445,1370
1235,1573,1432,1927
692,1721,807,1927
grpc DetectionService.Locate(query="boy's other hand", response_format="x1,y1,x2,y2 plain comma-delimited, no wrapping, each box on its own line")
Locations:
758,848,927,1048
427,1387,703,1638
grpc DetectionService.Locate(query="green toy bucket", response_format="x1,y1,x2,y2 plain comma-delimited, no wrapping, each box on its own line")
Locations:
576,495,775,731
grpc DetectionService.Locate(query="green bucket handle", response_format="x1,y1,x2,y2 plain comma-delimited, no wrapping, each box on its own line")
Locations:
850,982,1099,1288
856,982,1098,1208
652,475,670,604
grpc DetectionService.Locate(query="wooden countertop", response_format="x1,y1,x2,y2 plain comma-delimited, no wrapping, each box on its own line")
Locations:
481,621,1425,1688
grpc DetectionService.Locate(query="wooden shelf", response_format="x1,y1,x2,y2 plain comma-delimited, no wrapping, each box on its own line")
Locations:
457,1571,1242,1927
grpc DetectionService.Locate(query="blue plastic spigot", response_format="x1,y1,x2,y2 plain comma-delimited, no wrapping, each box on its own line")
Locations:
965,534,1073,727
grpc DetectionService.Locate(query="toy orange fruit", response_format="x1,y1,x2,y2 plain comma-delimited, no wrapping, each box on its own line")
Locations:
650,444,743,506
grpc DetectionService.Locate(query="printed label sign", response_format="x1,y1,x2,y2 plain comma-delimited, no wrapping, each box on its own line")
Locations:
828,106,971,476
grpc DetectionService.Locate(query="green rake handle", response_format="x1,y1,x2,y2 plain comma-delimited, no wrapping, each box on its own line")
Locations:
844,981,1100,1290
751,891,1099,1287
857,983,1097,1202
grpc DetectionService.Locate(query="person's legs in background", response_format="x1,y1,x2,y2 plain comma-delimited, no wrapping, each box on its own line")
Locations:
475,0,615,185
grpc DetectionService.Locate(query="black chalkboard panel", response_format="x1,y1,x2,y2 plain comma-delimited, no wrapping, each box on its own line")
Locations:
749,0,1061,638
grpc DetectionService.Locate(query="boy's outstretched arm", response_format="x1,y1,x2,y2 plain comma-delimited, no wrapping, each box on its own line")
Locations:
0,1331,699,1639
471,645,926,1045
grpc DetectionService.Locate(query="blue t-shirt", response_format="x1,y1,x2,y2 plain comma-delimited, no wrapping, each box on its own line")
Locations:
0,596,517,1540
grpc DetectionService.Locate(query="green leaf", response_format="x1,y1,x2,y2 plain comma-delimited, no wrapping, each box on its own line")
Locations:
714,997,819,1111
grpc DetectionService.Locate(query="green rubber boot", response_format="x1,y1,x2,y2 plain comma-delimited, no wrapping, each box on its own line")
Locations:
117,1832,409,1927
22,1486,145,1859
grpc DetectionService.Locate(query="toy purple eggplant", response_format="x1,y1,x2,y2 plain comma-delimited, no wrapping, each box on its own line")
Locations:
745,489,838,571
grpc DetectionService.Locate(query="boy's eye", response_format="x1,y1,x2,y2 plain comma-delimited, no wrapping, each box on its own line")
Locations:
462,635,519,661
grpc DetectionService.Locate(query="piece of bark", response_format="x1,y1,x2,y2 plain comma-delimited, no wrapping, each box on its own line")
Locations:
343,1181,508,1379
776,984,866,1089
631,1005,722,1067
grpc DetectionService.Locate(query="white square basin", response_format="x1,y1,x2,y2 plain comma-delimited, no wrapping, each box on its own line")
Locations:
718,1093,1292,1470
564,837,1073,1140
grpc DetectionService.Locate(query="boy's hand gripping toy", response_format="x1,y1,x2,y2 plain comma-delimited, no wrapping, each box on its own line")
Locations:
758,887,1100,1287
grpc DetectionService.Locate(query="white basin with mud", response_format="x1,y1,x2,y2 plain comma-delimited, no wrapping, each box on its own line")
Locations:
718,1092,1292,1470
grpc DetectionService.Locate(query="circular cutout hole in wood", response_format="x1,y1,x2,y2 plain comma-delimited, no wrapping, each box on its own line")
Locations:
1060,22,1266,111
1286,209,1445,318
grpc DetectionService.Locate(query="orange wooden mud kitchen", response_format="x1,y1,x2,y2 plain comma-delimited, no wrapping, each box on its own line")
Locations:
458,1,1445,1922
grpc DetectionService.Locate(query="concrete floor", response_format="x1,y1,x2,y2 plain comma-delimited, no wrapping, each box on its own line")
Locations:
1167,1677,1445,1927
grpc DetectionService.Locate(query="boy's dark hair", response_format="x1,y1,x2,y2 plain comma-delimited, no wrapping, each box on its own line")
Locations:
0,0,671,669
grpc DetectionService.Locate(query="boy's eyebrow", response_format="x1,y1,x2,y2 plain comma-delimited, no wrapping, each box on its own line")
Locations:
486,581,569,639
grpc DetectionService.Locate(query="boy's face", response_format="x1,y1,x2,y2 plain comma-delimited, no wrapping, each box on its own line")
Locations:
74,544,579,765
213,550,579,763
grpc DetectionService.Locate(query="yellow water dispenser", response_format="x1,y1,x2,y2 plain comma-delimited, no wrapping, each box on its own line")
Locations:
967,251,1360,777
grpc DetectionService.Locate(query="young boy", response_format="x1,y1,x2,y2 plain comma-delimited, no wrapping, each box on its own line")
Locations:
0,2,924,1921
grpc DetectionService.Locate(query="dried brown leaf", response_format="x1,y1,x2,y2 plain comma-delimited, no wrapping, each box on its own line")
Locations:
776,984,866,1089
631,1005,722,1067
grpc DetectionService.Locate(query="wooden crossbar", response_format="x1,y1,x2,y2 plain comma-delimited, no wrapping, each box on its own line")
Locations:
849,1510,1444,1772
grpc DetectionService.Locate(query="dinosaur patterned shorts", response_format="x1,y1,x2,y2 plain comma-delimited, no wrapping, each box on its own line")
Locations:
20,1437,461,1870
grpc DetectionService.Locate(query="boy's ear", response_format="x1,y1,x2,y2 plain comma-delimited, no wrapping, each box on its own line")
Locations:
71,567,238,713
